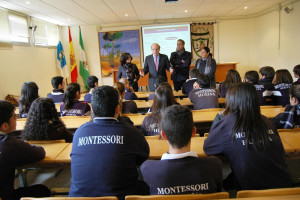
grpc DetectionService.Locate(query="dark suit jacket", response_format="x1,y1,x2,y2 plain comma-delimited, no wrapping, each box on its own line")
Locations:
143,54,170,91
170,50,192,81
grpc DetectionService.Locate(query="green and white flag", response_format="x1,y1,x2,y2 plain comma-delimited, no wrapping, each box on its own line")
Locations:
79,27,90,90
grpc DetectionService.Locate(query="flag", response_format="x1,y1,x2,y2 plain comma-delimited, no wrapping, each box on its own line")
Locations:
69,27,78,83
56,41,69,78
79,27,90,90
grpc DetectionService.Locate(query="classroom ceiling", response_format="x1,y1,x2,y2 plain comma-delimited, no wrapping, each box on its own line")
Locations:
0,0,293,26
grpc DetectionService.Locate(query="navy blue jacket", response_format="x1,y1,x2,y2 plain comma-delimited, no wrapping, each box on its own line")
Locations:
204,113,292,190
69,118,149,197
182,79,197,96
47,89,64,104
60,100,91,116
0,133,45,200
84,93,92,103
141,156,223,195
124,89,138,100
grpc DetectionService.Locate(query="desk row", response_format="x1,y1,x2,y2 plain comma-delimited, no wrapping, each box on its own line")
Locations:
26,130,300,165
16,107,285,131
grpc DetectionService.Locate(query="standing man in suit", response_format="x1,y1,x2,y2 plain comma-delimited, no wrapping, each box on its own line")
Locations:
141,43,171,91
170,39,192,91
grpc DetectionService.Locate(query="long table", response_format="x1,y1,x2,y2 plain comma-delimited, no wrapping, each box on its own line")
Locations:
27,130,300,165
16,107,285,131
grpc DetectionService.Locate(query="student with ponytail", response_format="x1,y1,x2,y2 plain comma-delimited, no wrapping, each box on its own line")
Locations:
60,83,90,116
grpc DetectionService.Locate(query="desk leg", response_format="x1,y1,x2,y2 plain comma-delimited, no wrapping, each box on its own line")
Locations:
17,168,28,187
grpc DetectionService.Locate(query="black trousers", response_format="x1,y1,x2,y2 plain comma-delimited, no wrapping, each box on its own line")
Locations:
13,184,51,200
173,80,186,92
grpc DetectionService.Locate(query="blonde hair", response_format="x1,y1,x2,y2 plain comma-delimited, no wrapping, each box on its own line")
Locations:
119,78,129,88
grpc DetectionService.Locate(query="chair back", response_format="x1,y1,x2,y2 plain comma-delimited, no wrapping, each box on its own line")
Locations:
236,187,300,198
125,192,229,200
22,197,118,200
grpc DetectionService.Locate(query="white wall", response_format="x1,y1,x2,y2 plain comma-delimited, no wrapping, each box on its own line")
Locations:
1,1,300,99
0,45,58,99
215,1,300,79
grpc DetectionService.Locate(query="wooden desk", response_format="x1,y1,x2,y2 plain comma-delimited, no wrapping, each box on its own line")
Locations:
279,130,300,153
16,104,61,115
16,107,285,131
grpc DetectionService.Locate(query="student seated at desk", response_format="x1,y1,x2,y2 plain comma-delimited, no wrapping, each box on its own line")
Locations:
244,70,267,105
84,75,99,103
272,84,300,129
218,69,241,98
119,78,138,100
182,68,200,97
259,66,275,90
148,76,167,100
69,86,149,199
114,82,138,114
47,76,65,104
272,69,293,106
141,83,177,136
18,82,39,118
23,98,73,143
293,64,300,85
60,83,91,116
141,105,223,195
0,100,50,200
189,74,219,110
204,82,292,191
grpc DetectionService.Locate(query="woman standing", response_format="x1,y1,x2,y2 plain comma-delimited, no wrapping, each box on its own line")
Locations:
204,82,292,190
195,47,217,88
117,53,140,92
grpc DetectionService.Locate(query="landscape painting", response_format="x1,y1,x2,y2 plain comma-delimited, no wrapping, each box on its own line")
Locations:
99,30,141,77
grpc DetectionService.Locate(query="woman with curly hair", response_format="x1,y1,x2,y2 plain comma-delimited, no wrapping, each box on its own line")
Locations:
18,82,39,118
60,83,91,116
23,98,73,142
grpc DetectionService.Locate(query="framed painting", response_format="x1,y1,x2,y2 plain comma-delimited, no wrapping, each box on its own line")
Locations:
98,29,141,77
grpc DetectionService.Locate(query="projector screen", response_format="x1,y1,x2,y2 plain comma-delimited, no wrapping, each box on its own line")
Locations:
142,24,191,61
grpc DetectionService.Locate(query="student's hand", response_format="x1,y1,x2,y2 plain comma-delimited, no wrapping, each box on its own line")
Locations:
193,82,200,89
139,70,145,77
170,67,174,74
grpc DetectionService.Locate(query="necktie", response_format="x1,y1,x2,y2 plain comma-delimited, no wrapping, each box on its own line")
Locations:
155,56,158,71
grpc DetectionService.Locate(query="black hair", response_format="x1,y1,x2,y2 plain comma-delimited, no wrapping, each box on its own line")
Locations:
162,105,193,149
244,71,259,84
63,83,80,110
86,76,98,89
189,68,200,79
91,86,119,117
23,98,62,140
259,66,275,80
293,64,300,76
0,100,15,127
222,69,241,88
18,82,39,115
290,84,300,103
120,53,132,65
177,39,185,45
197,74,211,88
202,47,210,53
155,76,167,88
146,83,177,134
273,69,293,85
51,76,64,89
226,82,270,151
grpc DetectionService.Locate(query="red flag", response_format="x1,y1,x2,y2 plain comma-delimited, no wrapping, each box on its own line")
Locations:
69,27,78,83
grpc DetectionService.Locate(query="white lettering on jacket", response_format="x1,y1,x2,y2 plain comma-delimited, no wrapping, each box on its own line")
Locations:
78,135,124,146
